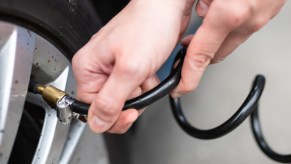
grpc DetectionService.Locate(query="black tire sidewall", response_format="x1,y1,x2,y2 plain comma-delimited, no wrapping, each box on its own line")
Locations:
0,0,103,59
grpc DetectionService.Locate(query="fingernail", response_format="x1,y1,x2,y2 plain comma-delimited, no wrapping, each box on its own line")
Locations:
198,0,209,16
90,116,109,133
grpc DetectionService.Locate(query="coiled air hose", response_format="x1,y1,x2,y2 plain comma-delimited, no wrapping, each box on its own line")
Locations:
28,47,290,163
169,75,265,140
251,105,291,163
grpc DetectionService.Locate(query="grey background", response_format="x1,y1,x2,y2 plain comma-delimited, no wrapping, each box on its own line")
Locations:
130,1,291,164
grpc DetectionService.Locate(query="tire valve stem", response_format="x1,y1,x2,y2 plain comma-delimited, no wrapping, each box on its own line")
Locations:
31,84,87,125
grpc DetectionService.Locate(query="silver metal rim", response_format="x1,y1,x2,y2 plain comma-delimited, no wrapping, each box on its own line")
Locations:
0,21,108,164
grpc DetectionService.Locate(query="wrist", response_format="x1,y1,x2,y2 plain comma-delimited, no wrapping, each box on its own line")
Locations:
130,0,195,14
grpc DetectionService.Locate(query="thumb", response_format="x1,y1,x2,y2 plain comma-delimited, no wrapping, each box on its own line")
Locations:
172,13,230,97
88,60,145,133
172,0,250,97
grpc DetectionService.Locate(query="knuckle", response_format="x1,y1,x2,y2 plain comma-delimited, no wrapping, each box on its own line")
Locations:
249,18,268,32
117,59,145,75
113,48,150,77
72,50,82,64
73,48,87,65
94,95,121,117
120,62,138,74
89,30,102,41
225,10,249,28
216,2,252,29
90,33,98,40
189,50,212,69
194,53,212,68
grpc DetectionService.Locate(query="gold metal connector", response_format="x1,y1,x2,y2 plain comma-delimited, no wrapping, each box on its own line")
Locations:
36,85,67,108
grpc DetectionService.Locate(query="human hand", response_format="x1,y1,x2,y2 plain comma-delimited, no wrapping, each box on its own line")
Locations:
171,0,286,97
72,0,194,133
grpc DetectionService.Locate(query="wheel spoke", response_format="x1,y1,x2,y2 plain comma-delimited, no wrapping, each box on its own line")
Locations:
0,21,109,164
26,67,71,163
0,24,36,163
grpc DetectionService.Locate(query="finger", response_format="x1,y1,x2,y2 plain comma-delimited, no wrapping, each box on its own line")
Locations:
181,35,194,47
129,87,142,99
195,0,211,17
124,75,160,119
172,27,228,97
137,108,146,116
75,76,107,103
88,60,146,133
135,75,160,115
141,75,160,93
127,87,146,115
211,31,251,63
107,84,144,134
72,43,113,104
172,1,251,97
107,109,139,134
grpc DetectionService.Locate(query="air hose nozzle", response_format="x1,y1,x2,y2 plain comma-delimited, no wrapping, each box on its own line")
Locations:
31,84,87,124
35,85,67,108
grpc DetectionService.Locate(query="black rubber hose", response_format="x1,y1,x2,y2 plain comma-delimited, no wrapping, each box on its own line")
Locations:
251,105,291,163
70,100,90,115
169,75,265,139
69,48,187,115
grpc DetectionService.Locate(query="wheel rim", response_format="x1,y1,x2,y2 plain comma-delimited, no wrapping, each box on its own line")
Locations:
0,21,108,164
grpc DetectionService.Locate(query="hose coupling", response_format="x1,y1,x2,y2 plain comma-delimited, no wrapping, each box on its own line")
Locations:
56,96,74,125
36,85,67,108
35,85,73,124
34,85,87,124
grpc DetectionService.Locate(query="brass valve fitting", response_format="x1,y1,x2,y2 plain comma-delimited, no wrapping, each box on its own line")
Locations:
34,84,87,124
36,85,67,108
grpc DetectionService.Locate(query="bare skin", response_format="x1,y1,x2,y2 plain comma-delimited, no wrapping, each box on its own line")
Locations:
72,0,285,134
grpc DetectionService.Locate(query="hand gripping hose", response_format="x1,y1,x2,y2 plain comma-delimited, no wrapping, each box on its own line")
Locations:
69,48,186,115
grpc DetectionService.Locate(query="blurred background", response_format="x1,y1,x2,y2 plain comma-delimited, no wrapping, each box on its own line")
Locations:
126,1,291,164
